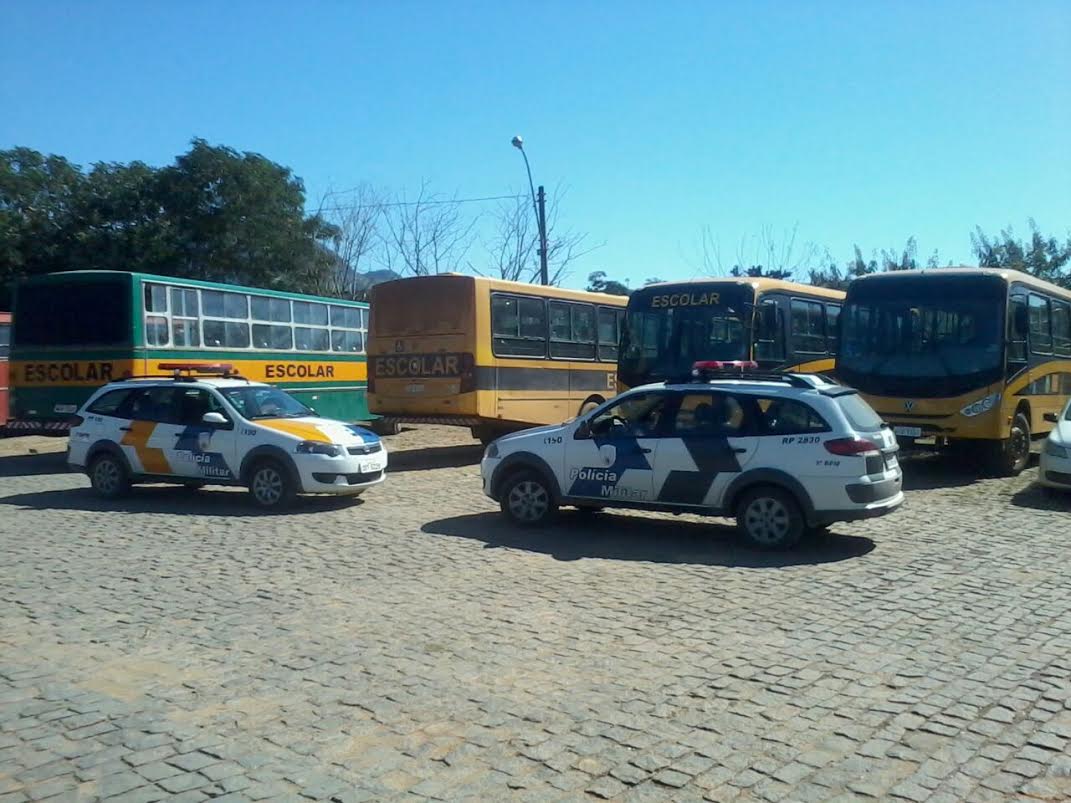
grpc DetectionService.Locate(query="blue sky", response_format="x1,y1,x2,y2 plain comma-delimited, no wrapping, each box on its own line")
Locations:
3,0,1069,289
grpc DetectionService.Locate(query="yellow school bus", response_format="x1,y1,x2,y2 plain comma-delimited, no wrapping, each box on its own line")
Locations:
619,278,845,388
837,268,1071,475
368,275,627,442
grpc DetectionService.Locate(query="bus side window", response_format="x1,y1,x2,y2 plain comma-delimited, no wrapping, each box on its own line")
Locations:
826,304,841,355
755,300,785,362
1029,294,1053,355
1008,295,1028,363
790,299,826,354
1053,301,1071,357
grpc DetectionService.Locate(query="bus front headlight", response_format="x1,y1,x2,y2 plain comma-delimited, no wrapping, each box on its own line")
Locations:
960,393,1000,417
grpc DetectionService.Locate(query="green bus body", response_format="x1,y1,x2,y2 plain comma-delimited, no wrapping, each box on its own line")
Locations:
9,271,370,431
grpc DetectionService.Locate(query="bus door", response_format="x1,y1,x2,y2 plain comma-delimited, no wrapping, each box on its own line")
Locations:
754,294,788,369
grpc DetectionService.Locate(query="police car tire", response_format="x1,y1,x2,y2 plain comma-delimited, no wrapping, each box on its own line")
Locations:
247,459,296,509
735,486,804,550
500,470,558,527
89,453,130,499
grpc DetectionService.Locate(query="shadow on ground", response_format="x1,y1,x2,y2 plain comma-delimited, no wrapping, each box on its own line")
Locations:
0,484,362,517
0,450,69,478
422,511,875,567
898,450,1032,492
1009,483,1071,513
388,444,483,473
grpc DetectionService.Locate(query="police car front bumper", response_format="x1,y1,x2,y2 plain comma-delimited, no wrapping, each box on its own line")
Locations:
295,451,388,494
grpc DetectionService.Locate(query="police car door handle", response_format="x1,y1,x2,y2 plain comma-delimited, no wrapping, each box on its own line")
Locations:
731,447,747,454
118,426,132,432
638,447,652,454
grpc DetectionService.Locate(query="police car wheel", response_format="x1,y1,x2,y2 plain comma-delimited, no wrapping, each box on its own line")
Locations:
736,486,804,550
248,460,296,508
89,453,130,499
500,471,557,526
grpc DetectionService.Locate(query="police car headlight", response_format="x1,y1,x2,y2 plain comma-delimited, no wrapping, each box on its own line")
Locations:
484,442,499,459
960,392,1000,417
296,441,343,457
1045,439,1068,459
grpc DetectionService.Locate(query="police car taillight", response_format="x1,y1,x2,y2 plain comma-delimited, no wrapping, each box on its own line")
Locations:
824,437,880,456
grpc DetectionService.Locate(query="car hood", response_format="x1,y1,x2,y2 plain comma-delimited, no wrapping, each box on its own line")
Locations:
255,417,381,446
1050,420,1071,445
496,422,567,444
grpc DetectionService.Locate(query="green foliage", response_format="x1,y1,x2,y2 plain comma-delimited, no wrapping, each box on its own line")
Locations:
972,220,1071,288
0,140,337,303
729,265,792,280
586,270,630,295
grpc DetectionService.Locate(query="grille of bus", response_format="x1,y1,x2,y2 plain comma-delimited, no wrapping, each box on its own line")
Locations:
380,415,483,427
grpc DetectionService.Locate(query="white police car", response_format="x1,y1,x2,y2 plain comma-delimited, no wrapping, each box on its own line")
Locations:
1038,398,1071,492
480,362,904,549
67,364,387,508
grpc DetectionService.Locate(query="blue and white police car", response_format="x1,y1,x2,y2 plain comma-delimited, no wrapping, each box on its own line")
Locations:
480,362,904,549
68,364,387,508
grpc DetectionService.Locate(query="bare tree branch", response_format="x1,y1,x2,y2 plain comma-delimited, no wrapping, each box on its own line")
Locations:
315,183,385,299
480,184,601,285
381,180,479,277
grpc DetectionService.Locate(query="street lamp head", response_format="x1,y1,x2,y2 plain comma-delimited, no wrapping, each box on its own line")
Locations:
511,135,524,150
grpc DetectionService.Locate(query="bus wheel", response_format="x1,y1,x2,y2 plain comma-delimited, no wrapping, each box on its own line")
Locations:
89,453,131,499
993,412,1032,476
370,419,401,436
248,460,296,509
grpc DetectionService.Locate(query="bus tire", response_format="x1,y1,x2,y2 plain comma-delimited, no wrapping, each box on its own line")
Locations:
370,419,401,436
992,411,1031,476
247,459,297,509
89,453,131,499
499,469,558,527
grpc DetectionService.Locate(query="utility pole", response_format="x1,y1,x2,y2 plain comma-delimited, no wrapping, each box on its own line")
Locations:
536,185,548,285
511,135,550,285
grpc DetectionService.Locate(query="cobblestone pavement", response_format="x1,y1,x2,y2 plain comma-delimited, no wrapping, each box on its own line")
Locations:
1,426,1070,803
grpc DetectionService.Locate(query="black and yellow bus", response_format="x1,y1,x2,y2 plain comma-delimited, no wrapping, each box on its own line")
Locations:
619,278,845,388
836,268,1071,474
8,271,370,433
367,275,627,442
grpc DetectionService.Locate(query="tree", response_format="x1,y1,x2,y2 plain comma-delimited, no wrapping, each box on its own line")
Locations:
315,183,387,299
481,185,597,285
0,140,337,299
381,181,478,277
972,220,1071,287
695,223,818,280
586,270,630,295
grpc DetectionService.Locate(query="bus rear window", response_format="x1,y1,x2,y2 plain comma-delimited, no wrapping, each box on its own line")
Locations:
372,277,472,336
14,282,131,347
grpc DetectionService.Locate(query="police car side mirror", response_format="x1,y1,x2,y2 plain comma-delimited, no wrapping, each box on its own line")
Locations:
202,412,231,428
575,420,592,440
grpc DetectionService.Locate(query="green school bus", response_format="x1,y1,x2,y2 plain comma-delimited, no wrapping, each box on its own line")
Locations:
8,271,370,432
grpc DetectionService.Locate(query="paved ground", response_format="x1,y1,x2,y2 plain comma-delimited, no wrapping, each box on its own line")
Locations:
1,426,1070,803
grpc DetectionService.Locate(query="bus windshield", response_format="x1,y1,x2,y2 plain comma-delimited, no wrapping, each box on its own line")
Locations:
14,281,131,347
838,276,1005,397
620,285,752,385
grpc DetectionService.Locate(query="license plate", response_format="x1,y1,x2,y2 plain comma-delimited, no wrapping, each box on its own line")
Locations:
360,460,383,474
406,383,425,394
894,426,922,438
884,454,899,470
53,403,77,414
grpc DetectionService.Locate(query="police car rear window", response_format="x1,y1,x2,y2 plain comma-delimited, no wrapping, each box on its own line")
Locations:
836,393,883,431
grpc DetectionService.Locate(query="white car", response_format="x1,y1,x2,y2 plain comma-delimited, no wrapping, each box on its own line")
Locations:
1038,399,1071,491
480,363,904,549
68,370,387,508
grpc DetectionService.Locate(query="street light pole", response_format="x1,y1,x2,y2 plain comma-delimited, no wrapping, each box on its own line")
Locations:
511,135,549,285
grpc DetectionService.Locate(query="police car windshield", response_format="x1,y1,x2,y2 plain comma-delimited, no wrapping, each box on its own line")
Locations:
221,387,313,419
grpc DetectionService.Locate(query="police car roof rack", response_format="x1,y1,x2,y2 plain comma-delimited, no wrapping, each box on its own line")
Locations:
119,363,249,382
686,360,819,389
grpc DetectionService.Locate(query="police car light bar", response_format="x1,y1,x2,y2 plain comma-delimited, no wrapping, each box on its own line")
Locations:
692,360,759,373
